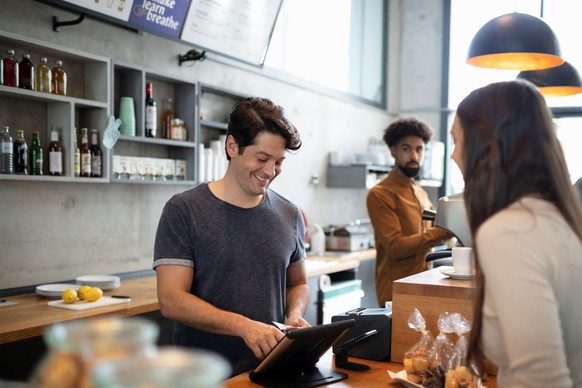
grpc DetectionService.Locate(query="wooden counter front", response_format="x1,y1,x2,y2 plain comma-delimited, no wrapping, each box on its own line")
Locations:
0,276,160,344
391,268,475,363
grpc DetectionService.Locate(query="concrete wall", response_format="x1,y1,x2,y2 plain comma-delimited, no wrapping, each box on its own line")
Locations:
0,0,445,290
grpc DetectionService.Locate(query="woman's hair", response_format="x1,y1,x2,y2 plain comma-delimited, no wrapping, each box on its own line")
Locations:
456,79,582,373
225,97,302,160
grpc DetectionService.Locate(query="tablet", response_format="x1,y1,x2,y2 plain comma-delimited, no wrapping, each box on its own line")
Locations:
250,319,355,387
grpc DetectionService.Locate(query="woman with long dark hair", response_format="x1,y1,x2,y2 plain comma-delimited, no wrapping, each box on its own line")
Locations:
450,79,582,387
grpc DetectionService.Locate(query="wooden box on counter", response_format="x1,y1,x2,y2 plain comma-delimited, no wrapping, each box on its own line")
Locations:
390,268,475,362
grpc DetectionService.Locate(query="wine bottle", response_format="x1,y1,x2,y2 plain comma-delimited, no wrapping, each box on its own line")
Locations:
80,128,91,177
48,127,63,176
145,82,157,137
72,128,80,177
90,129,102,177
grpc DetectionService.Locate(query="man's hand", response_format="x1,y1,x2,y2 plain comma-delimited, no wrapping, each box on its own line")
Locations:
286,315,311,329
240,320,285,359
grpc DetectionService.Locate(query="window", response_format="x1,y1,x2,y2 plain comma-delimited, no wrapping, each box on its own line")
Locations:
447,0,582,193
264,0,386,106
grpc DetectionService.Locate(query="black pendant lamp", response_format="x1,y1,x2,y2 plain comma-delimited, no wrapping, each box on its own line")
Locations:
517,61,582,98
467,12,563,71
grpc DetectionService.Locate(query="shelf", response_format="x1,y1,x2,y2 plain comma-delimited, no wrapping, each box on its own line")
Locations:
200,119,228,131
110,178,196,186
0,174,107,183
197,85,247,183
111,62,198,183
116,135,197,149
0,30,110,182
326,164,442,189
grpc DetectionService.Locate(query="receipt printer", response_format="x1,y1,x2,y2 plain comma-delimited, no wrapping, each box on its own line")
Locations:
332,306,392,361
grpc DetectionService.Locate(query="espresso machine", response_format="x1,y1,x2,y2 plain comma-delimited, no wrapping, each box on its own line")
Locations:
424,192,472,265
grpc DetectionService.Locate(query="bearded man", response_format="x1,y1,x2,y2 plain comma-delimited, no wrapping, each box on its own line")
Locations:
367,117,451,305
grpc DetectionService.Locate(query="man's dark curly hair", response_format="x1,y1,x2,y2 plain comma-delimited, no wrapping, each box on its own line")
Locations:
226,97,302,161
382,117,433,147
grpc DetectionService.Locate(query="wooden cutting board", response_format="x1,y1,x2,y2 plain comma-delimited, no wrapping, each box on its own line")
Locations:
48,296,131,311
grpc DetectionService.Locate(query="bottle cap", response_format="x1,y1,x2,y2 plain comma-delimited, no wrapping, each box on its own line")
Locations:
51,130,59,142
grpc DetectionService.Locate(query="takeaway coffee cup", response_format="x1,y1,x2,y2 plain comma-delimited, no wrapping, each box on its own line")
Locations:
452,247,474,275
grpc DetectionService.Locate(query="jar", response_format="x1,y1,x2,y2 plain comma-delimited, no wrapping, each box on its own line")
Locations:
30,316,159,388
92,347,231,388
170,118,187,141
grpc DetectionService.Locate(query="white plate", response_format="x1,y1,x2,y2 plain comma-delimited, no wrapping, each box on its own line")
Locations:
76,275,121,290
439,266,475,280
76,275,120,283
387,370,422,388
36,284,80,298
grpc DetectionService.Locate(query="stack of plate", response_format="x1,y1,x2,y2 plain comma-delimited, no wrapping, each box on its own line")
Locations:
76,275,121,290
36,283,79,298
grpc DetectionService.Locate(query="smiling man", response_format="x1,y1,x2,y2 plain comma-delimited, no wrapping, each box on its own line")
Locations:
153,97,311,376
367,117,451,306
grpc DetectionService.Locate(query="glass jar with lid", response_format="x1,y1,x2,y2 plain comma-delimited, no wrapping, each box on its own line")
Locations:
30,316,159,388
170,118,187,141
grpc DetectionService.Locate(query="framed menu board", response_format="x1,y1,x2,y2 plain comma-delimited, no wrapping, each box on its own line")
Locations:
43,0,283,66
180,0,283,66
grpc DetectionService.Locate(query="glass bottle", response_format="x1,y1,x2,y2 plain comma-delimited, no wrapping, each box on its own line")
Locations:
36,57,52,93
145,82,157,137
0,126,14,174
80,127,91,177
3,49,19,87
13,129,28,175
19,53,35,90
73,128,80,177
90,129,102,177
30,131,43,175
162,98,174,139
52,60,67,96
48,127,63,176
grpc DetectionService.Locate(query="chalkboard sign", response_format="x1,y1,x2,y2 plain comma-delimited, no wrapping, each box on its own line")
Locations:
50,0,283,66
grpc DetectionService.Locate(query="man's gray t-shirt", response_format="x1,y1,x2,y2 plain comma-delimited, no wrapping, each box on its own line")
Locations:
153,183,305,375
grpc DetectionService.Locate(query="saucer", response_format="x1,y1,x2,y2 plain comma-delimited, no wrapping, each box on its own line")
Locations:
439,266,475,280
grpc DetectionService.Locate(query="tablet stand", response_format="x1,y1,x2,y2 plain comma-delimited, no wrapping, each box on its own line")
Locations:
335,351,370,371
250,366,348,387
334,329,379,371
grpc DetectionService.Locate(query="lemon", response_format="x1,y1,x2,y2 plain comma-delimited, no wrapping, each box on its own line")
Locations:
62,289,78,304
77,285,92,301
85,287,103,302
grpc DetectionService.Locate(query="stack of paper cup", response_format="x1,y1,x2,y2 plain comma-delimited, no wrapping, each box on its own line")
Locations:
118,97,136,136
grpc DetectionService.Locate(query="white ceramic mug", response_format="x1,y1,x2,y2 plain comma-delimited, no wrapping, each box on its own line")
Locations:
452,247,474,275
